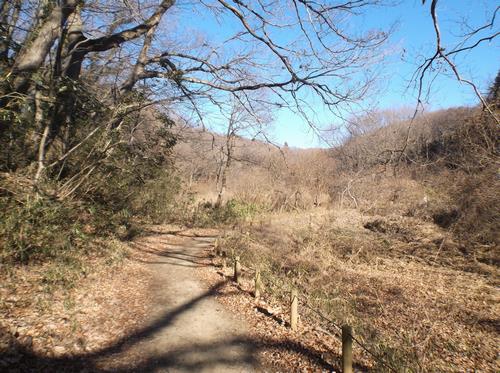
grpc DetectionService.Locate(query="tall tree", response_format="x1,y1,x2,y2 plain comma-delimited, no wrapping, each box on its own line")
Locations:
1,0,392,179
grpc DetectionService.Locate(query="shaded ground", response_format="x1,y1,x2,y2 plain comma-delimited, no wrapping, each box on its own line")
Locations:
217,208,500,371
97,230,262,372
2,228,267,372
4,226,349,372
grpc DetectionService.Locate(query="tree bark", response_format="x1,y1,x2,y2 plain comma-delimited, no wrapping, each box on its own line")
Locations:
34,89,49,182
120,24,158,92
216,132,234,208
0,0,21,65
63,0,174,84
11,1,79,93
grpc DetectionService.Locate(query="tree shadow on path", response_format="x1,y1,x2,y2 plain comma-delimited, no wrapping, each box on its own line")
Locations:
2,232,370,372
2,278,364,372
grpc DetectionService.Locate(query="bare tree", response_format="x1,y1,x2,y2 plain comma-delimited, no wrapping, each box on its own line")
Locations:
214,97,271,207
0,0,393,181
415,0,499,123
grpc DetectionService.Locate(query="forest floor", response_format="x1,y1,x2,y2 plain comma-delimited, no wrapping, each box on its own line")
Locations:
1,223,361,372
216,207,499,371
2,214,497,372
1,225,266,372
94,225,263,372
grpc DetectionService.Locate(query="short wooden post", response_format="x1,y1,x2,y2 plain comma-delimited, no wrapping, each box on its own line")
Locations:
290,288,298,331
214,239,220,256
342,324,353,373
254,269,262,299
233,255,241,284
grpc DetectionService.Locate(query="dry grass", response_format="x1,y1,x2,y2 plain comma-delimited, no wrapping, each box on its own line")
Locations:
219,208,499,371
0,239,154,368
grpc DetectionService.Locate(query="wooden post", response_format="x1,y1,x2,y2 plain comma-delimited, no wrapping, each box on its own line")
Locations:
342,324,353,373
254,269,261,299
214,239,220,256
233,255,241,284
290,288,298,331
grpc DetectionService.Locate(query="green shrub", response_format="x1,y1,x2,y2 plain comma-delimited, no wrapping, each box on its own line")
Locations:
187,198,264,227
130,172,186,223
0,175,133,265
0,196,86,264
226,199,264,219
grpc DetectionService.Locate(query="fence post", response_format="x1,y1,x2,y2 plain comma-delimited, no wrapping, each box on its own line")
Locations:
214,239,220,256
290,288,298,331
342,324,353,373
233,255,241,284
254,269,261,299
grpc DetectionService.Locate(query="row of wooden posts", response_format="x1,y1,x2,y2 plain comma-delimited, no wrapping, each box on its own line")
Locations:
230,254,354,373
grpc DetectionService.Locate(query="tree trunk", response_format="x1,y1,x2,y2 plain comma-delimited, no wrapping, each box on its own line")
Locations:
120,24,158,92
0,0,21,66
34,89,49,182
11,1,79,94
215,160,228,207
215,135,233,208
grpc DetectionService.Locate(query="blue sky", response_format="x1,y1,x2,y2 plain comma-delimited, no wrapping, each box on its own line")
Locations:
270,0,499,147
171,1,499,148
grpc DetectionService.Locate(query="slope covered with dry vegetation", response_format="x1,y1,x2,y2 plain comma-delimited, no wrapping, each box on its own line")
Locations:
0,0,498,371
186,86,499,371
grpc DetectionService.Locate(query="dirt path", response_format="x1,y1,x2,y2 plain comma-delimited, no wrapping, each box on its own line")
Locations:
94,229,261,372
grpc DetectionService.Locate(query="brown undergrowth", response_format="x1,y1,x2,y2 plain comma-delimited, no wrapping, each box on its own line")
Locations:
0,240,154,370
215,208,499,372
197,251,348,372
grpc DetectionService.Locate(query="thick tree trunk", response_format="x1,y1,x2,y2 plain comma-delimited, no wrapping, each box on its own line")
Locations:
46,7,85,157
11,1,79,93
61,7,85,80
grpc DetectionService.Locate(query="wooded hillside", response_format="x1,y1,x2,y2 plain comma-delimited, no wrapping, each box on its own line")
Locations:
0,0,498,371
